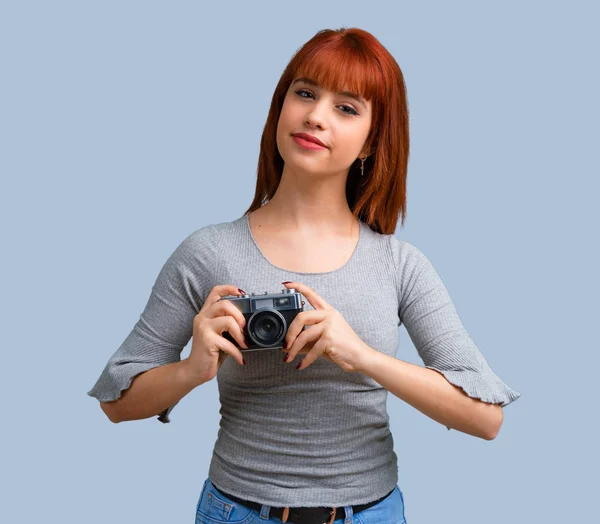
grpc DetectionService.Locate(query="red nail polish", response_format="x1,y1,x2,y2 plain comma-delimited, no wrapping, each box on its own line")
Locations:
296,361,302,370
283,353,289,362
243,358,247,365
282,281,292,284
238,288,246,294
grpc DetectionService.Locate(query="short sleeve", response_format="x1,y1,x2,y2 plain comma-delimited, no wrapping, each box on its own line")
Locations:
87,229,213,423
392,237,521,431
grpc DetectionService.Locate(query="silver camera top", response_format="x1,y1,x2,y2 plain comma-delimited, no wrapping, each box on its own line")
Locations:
219,288,302,314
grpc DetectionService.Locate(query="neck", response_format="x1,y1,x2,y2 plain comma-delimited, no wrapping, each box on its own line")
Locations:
254,164,357,235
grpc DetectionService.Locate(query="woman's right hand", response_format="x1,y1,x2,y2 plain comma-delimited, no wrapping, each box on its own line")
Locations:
184,284,249,384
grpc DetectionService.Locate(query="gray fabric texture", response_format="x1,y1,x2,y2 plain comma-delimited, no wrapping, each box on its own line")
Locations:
88,213,521,507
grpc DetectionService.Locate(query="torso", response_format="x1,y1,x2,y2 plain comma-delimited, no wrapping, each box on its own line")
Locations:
247,210,360,273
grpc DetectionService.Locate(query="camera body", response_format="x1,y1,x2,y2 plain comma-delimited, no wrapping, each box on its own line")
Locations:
218,288,304,352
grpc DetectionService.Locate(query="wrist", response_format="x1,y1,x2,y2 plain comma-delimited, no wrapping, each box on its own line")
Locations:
355,343,381,374
179,358,207,388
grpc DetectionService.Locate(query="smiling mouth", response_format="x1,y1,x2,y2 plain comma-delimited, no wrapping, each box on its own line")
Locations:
291,135,328,150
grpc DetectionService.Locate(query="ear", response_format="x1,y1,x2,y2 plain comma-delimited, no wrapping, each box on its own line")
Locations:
359,146,374,159
359,139,374,159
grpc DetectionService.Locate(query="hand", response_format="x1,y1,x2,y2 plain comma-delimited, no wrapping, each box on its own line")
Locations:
185,284,249,384
281,281,375,373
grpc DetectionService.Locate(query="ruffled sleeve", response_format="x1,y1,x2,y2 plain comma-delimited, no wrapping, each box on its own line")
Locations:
87,228,213,423
392,237,521,431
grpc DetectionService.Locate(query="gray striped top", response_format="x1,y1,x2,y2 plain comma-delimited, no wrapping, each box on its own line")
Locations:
87,213,521,507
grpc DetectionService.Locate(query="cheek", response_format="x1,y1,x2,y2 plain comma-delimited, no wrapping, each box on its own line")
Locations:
345,123,371,156
279,100,302,129
276,102,293,138
333,130,366,158
275,116,288,155
276,101,303,156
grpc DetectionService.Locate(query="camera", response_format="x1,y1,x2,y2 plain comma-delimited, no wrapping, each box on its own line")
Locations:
218,288,304,352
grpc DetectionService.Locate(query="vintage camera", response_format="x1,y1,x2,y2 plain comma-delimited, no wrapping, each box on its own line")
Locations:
218,288,304,352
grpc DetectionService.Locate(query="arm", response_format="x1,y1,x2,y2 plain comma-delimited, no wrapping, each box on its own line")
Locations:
100,358,205,423
389,237,521,434
357,349,503,439
88,227,215,423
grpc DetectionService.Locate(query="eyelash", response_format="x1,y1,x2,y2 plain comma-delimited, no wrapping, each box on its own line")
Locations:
294,89,359,116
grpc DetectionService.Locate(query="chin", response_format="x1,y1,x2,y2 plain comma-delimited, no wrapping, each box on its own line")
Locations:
295,165,334,178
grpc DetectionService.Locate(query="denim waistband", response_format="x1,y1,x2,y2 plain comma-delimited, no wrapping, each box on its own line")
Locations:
211,483,395,524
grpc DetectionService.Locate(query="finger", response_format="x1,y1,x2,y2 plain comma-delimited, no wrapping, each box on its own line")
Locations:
201,285,245,312
285,324,323,364
210,316,248,349
284,310,328,349
209,300,247,333
280,341,334,362
282,282,329,310
296,338,328,370
281,339,316,353
210,334,245,366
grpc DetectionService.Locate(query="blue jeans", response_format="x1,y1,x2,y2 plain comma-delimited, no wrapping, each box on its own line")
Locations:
195,477,407,524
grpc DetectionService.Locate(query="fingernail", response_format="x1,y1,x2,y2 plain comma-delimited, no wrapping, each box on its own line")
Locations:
296,361,302,370
283,353,289,362
243,358,247,365
283,340,288,349
238,288,246,294
282,281,292,284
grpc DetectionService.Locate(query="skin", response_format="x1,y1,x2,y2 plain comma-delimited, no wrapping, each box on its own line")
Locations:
252,76,373,236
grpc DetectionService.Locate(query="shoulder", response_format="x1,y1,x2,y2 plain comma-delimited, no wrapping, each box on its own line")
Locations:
177,216,243,253
387,234,428,269
375,232,438,294
357,225,429,289
167,217,243,271
361,223,427,269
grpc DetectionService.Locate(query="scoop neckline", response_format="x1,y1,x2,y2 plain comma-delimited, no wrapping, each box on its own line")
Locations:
243,213,364,276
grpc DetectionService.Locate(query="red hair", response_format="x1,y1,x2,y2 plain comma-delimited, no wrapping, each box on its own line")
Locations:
244,27,409,235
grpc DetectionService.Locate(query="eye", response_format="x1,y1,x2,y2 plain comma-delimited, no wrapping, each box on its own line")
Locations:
339,104,359,116
294,89,359,116
295,88,314,99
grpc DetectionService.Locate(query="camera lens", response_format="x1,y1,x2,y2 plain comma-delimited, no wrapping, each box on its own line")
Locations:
248,310,285,346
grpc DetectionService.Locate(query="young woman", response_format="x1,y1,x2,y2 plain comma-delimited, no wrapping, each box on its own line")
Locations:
88,27,521,524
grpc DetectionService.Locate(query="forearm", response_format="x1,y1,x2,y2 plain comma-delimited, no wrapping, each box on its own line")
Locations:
100,358,205,423
358,349,502,439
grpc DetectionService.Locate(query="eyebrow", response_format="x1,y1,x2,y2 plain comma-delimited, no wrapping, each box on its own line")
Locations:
292,77,368,110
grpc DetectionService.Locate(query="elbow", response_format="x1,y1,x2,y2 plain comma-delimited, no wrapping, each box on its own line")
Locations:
482,405,504,440
482,428,499,441
100,400,122,424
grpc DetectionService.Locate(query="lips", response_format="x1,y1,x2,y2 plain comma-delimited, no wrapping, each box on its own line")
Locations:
291,133,327,148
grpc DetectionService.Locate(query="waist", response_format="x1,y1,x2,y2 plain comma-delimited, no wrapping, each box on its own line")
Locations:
212,482,395,524
208,447,399,507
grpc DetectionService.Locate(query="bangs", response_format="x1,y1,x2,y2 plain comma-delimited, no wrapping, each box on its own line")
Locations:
291,43,383,104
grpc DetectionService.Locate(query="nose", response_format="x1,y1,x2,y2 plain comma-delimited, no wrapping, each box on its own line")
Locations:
304,101,328,130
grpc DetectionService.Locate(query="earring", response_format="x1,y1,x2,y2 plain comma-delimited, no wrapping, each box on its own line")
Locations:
359,156,367,176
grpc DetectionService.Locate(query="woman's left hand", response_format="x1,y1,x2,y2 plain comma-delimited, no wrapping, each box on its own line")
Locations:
281,281,375,373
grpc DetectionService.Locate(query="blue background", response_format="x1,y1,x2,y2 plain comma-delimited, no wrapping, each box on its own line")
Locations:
2,1,598,523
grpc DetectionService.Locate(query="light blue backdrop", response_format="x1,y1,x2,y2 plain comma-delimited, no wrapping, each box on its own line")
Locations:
2,1,597,523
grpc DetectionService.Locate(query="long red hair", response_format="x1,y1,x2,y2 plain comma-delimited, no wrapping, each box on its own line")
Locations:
244,27,409,235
